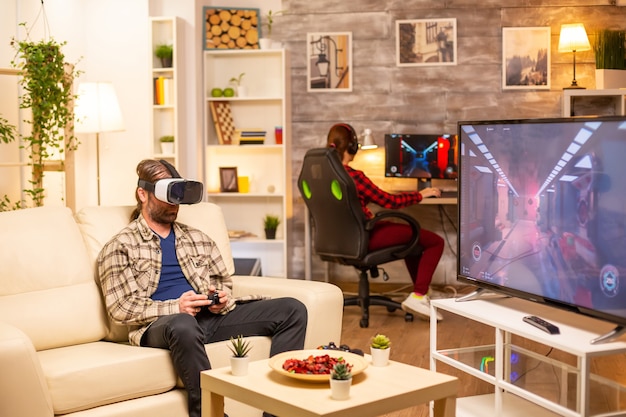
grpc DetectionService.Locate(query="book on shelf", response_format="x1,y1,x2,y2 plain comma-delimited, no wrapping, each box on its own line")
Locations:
238,129,266,145
153,77,174,106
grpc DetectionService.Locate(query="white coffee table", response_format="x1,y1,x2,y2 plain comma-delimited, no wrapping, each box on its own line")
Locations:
201,355,458,417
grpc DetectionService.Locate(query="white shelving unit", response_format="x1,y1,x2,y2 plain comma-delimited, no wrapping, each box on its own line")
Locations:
562,89,626,117
430,296,626,417
203,49,291,278
150,16,180,166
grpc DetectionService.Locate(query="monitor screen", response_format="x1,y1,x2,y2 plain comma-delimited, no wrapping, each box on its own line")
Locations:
384,133,458,180
458,116,626,328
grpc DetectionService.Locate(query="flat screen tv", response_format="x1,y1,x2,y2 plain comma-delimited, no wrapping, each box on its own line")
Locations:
457,116,626,343
384,133,458,180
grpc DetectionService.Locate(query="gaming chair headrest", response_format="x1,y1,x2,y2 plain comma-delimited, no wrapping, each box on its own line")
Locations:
330,123,359,155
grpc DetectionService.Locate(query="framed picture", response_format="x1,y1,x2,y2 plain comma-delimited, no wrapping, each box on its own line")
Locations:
502,27,551,90
307,32,352,92
396,18,457,66
203,7,261,50
219,167,239,192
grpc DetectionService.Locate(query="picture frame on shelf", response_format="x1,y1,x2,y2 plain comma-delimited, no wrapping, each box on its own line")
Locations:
396,18,457,67
219,167,239,192
203,7,261,50
307,32,352,92
502,27,551,90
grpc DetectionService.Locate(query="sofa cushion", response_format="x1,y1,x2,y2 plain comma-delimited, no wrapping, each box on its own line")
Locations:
38,341,177,414
0,206,107,350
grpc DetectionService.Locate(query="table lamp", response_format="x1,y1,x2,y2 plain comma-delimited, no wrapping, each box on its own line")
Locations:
74,82,124,205
558,23,591,89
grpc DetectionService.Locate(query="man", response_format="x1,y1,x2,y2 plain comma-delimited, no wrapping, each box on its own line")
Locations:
97,159,307,417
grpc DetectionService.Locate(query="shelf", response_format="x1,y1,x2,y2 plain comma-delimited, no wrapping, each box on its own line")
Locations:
562,89,626,117
431,297,626,417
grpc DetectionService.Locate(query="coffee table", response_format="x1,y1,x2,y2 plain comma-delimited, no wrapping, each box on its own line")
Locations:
201,355,458,417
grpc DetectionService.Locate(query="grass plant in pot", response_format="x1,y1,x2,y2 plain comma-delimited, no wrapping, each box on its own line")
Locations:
155,43,173,68
228,335,252,376
370,333,391,367
329,362,352,400
159,135,174,155
592,29,626,89
263,214,280,240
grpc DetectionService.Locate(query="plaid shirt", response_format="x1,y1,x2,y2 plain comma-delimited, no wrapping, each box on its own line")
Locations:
97,213,239,346
345,165,422,219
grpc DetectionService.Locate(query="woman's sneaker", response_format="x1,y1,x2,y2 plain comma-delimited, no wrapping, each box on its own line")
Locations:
401,293,443,321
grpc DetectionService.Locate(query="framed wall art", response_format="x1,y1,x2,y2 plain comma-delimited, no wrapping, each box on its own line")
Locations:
203,7,260,50
396,18,457,66
502,27,551,90
219,167,239,192
307,32,352,92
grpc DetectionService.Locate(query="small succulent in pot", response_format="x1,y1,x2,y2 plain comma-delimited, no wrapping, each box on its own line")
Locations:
330,362,352,380
370,333,391,350
228,335,252,357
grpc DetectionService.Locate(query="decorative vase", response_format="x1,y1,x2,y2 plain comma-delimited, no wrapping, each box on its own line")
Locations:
259,38,272,50
370,347,390,367
230,356,250,376
160,142,174,155
264,228,276,240
595,69,626,89
329,377,352,400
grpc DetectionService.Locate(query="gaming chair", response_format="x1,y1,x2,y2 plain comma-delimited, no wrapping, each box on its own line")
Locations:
298,147,422,328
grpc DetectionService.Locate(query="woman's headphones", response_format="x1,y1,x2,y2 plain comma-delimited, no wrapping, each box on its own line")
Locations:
332,123,359,155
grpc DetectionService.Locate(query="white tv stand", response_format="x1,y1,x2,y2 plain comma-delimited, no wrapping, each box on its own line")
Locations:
430,296,626,417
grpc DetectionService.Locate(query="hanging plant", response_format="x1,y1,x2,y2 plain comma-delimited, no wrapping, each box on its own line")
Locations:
4,24,81,208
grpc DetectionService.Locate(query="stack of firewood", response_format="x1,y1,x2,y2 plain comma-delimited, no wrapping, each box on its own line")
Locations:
205,8,259,49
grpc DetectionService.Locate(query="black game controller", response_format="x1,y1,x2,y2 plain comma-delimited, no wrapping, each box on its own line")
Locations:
209,292,220,305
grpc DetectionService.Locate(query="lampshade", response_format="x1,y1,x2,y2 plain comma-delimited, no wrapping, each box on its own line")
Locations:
558,23,591,53
74,82,124,133
361,128,378,150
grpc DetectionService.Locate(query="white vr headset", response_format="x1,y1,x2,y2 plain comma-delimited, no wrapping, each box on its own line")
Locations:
138,178,204,205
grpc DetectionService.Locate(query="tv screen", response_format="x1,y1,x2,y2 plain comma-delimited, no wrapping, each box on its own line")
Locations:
458,116,626,332
384,133,458,180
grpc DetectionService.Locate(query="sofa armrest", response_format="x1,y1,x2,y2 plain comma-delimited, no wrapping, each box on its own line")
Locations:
0,322,53,417
231,276,344,349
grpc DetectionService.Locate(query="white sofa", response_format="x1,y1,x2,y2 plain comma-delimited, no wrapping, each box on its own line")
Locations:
0,203,344,417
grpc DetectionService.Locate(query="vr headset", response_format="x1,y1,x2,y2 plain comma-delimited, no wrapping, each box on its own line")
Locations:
137,160,204,205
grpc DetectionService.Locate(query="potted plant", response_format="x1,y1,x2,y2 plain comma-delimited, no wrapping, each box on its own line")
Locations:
260,9,284,49
370,333,391,367
592,29,626,89
229,72,246,97
159,135,174,155
263,214,280,239
155,43,173,68
329,362,352,400
228,335,252,376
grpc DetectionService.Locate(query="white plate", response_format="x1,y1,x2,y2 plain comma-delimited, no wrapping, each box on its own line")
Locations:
268,349,368,382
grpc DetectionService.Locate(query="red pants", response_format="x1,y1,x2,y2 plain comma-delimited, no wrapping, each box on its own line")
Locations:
368,221,444,295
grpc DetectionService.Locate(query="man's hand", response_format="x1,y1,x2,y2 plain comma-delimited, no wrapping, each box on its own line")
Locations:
207,286,227,314
179,291,210,316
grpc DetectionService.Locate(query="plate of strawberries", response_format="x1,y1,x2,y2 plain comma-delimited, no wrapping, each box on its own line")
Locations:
268,349,368,382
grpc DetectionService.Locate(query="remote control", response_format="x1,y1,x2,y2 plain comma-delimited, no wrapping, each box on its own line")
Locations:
523,315,560,335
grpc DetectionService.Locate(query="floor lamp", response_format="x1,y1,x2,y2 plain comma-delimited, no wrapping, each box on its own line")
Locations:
74,82,124,205
558,23,591,89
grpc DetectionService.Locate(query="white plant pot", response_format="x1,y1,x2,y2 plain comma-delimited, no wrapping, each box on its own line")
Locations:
160,142,174,155
237,86,247,97
595,69,626,89
370,347,390,367
230,356,250,376
329,377,352,400
259,38,272,50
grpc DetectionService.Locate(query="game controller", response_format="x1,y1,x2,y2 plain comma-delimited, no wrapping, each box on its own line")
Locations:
209,292,220,305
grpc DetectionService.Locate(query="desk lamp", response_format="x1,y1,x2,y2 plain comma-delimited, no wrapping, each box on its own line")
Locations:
558,23,591,89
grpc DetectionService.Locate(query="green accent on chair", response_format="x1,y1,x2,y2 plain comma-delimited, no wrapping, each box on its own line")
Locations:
301,180,311,199
331,179,343,200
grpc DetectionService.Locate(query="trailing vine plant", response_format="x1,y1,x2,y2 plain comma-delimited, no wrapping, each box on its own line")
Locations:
0,22,80,210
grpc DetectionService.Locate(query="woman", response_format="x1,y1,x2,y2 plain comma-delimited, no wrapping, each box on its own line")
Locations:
327,123,444,320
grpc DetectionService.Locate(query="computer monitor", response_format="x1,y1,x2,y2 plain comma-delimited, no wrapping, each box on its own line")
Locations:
384,133,459,182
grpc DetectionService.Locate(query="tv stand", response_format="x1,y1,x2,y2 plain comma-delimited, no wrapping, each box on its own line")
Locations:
591,325,626,345
454,287,505,302
430,297,626,416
